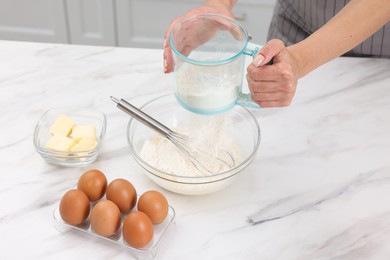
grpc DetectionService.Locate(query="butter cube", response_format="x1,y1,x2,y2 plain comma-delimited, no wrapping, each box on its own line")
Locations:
72,125,96,142
45,134,76,152
50,115,75,137
70,137,97,152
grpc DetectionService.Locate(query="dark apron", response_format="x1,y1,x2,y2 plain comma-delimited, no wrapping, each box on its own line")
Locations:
267,0,390,58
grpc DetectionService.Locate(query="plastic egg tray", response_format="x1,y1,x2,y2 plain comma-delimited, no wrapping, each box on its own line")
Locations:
53,201,175,260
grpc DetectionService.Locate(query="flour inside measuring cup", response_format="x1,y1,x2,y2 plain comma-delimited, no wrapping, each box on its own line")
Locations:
139,117,242,176
175,62,241,111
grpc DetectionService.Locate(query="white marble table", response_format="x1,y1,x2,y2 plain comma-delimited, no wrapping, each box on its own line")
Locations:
1,40,390,260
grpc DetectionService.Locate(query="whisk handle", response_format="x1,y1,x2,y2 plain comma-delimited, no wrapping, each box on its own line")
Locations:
111,96,171,137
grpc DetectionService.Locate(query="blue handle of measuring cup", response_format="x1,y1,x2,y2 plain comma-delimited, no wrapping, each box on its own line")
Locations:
236,42,263,109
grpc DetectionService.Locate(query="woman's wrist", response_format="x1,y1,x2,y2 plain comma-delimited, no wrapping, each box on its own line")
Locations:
287,36,333,79
204,0,236,10
285,44,309,79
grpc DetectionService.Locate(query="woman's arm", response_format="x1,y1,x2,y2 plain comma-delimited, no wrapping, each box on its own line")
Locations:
249,0,390,107
263,0,390,77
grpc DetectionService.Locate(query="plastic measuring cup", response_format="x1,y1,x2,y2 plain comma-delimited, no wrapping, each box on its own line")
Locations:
168,13,262,115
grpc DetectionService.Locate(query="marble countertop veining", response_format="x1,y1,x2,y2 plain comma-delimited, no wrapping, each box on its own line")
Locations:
1,40,390,260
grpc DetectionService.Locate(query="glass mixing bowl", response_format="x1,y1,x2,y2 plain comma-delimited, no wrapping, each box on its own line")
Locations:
127,94,261,195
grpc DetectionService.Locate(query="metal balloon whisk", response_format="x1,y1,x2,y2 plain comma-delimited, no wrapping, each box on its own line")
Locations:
110,96,235,175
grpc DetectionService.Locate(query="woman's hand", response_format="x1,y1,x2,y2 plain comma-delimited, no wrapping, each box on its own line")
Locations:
247,0,390,108
163,2,235,73
246,39,300,108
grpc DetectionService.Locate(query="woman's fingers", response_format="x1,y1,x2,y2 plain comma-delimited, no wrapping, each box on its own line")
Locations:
246,41,299,108
163,38,173,73
163,14,189,73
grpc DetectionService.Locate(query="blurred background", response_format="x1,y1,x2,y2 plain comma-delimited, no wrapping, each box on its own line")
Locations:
0,0,275,48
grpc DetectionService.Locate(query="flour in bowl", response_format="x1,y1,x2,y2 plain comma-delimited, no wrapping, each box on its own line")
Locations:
140,117,242,176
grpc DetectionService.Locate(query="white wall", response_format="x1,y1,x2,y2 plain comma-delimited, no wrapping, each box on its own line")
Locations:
0,0,276,48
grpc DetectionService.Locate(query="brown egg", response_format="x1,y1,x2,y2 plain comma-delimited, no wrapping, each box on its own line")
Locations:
137,190,169,224
77,169,107,201
106,179,137,213
90,200,121,237
59,189,90,225
122,211,153,248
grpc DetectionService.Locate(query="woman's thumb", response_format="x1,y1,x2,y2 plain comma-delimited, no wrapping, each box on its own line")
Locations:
252,39,286,67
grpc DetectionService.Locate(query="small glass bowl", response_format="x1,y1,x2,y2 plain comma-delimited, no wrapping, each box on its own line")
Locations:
127,94,261,195
33,107,106,167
